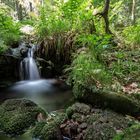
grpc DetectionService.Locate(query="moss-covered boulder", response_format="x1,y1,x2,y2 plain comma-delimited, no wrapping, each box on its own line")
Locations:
0,99,46,136
113,124,140,140
32,113,67,140
63,103,137,140
84,109,134,140
66,102,91,118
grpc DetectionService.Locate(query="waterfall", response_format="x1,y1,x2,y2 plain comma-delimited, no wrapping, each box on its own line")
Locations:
20,45,40,80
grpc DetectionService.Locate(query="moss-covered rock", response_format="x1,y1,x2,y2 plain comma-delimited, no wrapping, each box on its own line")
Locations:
63,103,136,140
84,109,134,140
32,113,67,140
84,123,116,140
40,121,62,140
113,124,140,140
72,113,86,123
0,99,46,136
66,102,91,118
77,90,140,117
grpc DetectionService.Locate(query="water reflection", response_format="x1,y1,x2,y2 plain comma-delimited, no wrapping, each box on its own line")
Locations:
0,79,72,111
0,79,72,140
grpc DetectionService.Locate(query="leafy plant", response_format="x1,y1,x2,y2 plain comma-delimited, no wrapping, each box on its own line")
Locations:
0,4,21,53
67,49,111,98
122,25,140,47
76,34,112,59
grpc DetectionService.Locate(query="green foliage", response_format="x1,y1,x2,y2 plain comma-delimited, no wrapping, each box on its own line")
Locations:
102,48,140,85
66,34,112,97
0,5,21,54
76,34,112,58
0,40,8,54
62,0,85,25
67,51,111,97
36,1,71,40
123,25,140,46
113,124,140,140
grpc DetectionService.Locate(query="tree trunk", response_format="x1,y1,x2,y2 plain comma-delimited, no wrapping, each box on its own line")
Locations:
15,1,23,21
90,19,96,34
94,0,111,34
131,0,136,25
102,0,111,34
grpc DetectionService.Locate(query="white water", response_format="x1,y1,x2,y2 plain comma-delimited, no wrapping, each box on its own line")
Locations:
20,46,40,80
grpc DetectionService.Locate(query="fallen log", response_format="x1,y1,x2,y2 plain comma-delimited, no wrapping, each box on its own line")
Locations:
77,89,140,117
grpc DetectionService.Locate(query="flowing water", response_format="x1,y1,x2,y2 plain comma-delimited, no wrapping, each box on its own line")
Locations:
0,43,72,140
20,46,40,80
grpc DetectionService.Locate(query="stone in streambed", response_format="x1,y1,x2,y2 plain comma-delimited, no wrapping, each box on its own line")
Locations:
66,102,91,118
0,99,46,136
32,112,67,140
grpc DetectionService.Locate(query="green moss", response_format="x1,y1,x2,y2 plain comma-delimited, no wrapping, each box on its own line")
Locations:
71,113,85,123
53,113,67,125
86,114,102,124
78,91,140,117
66,102,91,118
84,123,116,140
32,121,46,138
32,112,67,140
112,133,124,140
113,124,140,140
66,106,73,118
40,122,62,140
0,99,46,136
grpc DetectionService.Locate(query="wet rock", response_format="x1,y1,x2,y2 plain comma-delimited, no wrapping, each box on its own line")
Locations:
32,112,67,140
0,55,19,85
79,123,87,129
75,133,84,140
84,109,134,140
72,113,86,123
60,120,79,139
20,47,28,57
62,103,136,140
40,121,62,140
84,123,116,140
86,113,102,124
66,102,91,118
77,128,82,133
0,99,46,136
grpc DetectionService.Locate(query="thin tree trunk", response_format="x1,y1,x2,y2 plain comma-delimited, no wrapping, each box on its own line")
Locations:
94,0,112,34
102,0,111,34
15,1,23,21
90,19,96,34
131,0,136,25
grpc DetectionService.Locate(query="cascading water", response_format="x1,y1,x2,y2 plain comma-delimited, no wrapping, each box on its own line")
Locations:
20,45,40,80
0,42,71,110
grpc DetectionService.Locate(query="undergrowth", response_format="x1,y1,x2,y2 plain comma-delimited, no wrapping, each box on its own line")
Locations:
0,4,21,54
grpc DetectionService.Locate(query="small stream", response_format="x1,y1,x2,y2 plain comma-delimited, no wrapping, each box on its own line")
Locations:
0,43,72,140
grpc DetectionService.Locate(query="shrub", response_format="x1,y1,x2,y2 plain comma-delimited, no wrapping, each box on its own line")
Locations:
67,50,111,98
66,34,112,97
0,4,21,54
122,25,140,47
